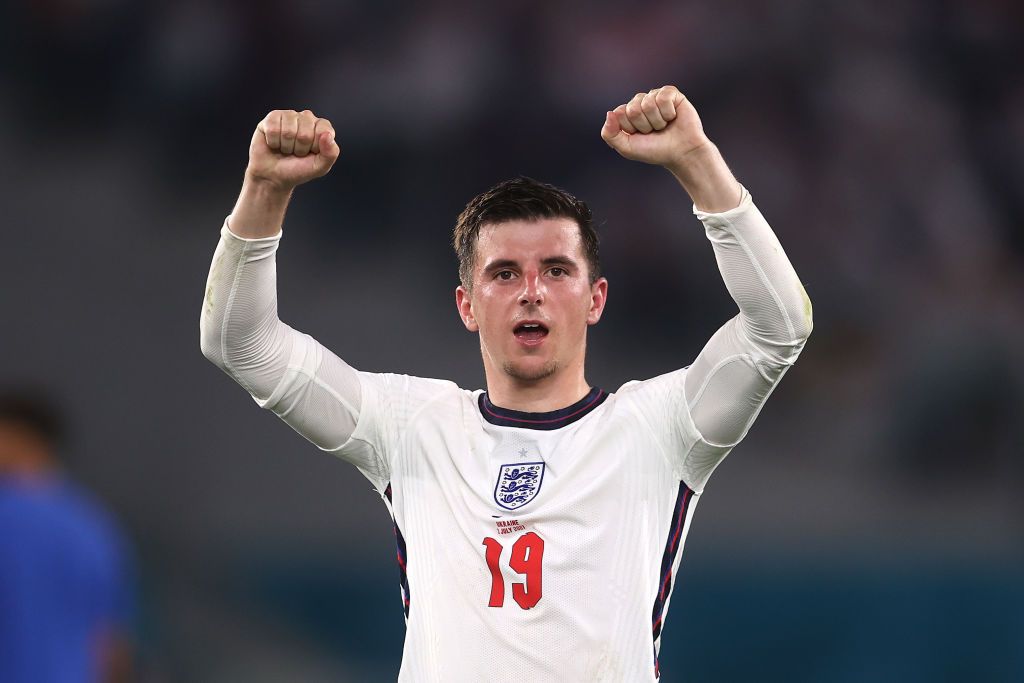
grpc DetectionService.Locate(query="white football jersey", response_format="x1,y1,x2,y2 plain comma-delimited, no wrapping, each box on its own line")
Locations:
342,370,719,682
200,186,813,682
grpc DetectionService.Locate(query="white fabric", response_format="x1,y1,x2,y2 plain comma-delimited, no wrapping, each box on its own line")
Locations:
198,187,812,681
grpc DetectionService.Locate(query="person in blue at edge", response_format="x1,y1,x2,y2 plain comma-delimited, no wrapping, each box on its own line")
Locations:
0,388,135,683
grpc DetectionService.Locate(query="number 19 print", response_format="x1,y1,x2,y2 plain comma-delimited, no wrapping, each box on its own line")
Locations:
482,532,545,609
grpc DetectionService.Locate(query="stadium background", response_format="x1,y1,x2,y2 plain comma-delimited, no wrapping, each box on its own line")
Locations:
2,0,1022,680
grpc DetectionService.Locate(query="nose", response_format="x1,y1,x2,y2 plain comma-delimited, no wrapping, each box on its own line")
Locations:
519,271,544,306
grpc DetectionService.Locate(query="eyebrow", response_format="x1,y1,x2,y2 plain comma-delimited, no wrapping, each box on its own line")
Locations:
482,255,580,274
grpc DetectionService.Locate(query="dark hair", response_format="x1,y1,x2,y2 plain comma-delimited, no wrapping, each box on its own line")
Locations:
0,388,64,445
453,176,600,289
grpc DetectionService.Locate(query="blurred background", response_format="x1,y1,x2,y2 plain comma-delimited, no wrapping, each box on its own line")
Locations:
1,0,1022,680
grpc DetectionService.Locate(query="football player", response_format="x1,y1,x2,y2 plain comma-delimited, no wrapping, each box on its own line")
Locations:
200,85,812,681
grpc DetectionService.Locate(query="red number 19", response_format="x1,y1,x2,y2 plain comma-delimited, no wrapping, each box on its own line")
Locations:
482,532,544,610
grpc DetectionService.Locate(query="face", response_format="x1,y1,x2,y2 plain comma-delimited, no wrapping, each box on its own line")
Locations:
455,218,608,384
0,421,54,475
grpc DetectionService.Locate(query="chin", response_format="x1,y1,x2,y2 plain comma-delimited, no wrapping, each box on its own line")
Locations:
501,358,559,383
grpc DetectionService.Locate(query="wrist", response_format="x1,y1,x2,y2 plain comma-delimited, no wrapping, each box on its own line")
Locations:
663,136,716,178
664,140,743,213
242,171,296,199
229,175,294,239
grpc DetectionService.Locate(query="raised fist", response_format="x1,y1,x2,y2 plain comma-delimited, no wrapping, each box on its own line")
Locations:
246,109,340,190
600,86,709,169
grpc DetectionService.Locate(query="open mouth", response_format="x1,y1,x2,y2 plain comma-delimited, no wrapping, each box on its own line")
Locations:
513,322,549,344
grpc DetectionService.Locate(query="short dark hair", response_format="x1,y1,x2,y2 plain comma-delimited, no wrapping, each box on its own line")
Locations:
0,388,64,445
453,176,600,289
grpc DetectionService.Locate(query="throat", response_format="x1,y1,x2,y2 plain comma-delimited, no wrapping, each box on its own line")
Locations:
486,375,594,413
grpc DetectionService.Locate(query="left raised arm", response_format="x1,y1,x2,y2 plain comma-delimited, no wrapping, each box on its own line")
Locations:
602,86,812,489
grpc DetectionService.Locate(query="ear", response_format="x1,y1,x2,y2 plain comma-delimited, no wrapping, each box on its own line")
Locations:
455,285,479,332
586,277,608,326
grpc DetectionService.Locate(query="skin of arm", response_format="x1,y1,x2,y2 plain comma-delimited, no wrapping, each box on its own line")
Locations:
229,179,293,239
665,142,741,214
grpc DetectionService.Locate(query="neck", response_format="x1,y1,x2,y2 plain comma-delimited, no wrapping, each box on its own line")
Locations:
483,359,591,413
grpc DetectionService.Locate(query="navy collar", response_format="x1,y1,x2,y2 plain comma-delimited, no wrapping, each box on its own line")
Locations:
478,387,607,430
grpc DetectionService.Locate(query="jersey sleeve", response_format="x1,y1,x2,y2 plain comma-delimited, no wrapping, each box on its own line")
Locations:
620,187,812,492
340,371,459,492
617,368,715,490
200,220,450,491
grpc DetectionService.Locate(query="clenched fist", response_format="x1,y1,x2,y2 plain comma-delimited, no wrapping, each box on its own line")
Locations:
600,86,709,171
246,109,340,190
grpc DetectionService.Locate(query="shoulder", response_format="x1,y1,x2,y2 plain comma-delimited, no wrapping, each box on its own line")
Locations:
354,372,476,429
615,366,690,399
611,368,702,465
357,371,466,402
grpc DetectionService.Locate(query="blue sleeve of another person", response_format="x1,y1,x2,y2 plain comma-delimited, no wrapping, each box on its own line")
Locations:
0,476,136,683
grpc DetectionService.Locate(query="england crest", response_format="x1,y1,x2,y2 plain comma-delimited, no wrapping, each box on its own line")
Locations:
494,462,545,511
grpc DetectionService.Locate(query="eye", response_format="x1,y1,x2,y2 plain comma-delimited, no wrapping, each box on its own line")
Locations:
549,267,566,277
496,270,515,280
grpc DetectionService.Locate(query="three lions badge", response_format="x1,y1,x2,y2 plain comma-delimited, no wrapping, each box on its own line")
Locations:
494,462,545,511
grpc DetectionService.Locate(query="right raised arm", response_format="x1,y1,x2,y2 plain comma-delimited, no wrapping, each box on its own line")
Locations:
199,111,387,482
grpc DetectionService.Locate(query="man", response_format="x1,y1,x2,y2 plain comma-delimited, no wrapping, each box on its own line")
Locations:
0,390,135,683
200,85,812,681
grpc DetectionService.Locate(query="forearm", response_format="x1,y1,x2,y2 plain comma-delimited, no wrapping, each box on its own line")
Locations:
199,222,292,400
662,126,808,353
228,176,294,239
697,189,813,359
681,188,812,451
199,216,364,448
205,171,298,378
